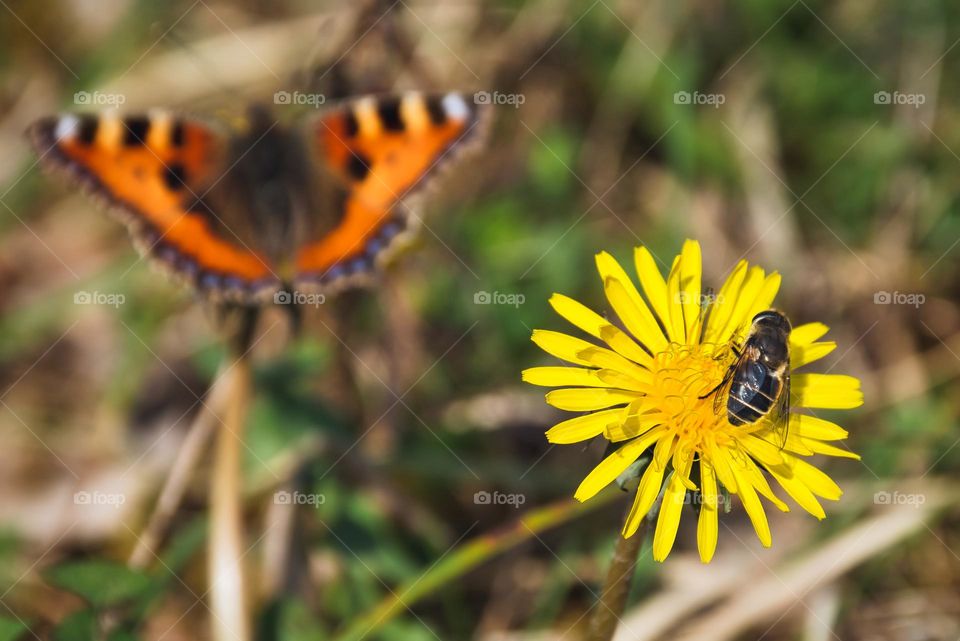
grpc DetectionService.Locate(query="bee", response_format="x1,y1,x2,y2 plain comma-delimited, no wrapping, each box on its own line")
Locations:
704,310,792,444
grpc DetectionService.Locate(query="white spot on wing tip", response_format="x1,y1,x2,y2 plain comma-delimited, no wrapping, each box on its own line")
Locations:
54,115,79,141
401,92,423,109
442,93,470,122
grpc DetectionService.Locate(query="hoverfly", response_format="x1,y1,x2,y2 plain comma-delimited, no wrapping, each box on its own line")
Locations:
703,310,792,445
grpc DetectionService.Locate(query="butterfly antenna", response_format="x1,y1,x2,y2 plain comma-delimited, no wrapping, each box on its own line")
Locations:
300,0,384,97
301,0,438,96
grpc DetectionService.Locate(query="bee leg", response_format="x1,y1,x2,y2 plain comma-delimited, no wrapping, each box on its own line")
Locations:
699,374,728,400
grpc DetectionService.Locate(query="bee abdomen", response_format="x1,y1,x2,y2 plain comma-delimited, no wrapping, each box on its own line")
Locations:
727,363,781,426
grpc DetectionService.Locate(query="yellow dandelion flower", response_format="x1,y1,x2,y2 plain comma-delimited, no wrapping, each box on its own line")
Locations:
524,240,862,562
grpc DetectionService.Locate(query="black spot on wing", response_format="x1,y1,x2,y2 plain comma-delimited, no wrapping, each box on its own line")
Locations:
170,120,185,147
377,98,404,132
77,116,99,146
347,152,371,181
343,111,359,138
123,117,150,146
163,163,187,191
425,96,447,126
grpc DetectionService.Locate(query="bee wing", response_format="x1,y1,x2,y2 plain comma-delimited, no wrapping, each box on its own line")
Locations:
713,348,744,419
769,363,791,449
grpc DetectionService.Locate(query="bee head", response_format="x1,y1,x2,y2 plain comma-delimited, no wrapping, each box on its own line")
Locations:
751,310,791,367
751,310,792,334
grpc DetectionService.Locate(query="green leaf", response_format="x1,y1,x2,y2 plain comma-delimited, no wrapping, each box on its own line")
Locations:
0,615,27,641
52,610,97,641
159,517,206,575
46,561,153,608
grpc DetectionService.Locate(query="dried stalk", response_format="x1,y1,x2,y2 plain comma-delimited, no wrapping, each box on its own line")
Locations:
208,307,259,641
127,363,232,569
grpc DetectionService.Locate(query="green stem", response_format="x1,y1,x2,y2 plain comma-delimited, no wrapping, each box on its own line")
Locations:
332,492,619,641
587,505,649,641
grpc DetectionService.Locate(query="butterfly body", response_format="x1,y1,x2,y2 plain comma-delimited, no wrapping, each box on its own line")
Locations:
28,92,486,303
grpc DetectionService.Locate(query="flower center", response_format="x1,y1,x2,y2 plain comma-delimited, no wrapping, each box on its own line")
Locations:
648,342,732,451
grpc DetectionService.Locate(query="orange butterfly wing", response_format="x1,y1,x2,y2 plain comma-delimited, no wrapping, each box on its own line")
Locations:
28,113,280,301
296,92,487,289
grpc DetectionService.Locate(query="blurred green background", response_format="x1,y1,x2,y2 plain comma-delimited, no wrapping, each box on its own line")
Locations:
0,0,958,639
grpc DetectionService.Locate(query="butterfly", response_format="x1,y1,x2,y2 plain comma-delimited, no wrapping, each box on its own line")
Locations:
27,92,488,303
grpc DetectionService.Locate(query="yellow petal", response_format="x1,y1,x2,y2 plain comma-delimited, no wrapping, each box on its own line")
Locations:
731,463,772,547
577,346,649,383
747,272,781,321
739,455,789,512
596,252,667,346
653,459,692,562
766,456,827,519
704,260,748,344
771,455,843,501
739,434,786,468
697,461,719,563
633,245,671,330
547,293,656,370
783,432,816,456
598,325,653,369
792,341,836,369
790,322,830,346
709,442,740,493
549,293,607,338
622,455,667,537
790,414,849,441
677,240,703,341
793,340,837,369
574,427,664,502
671,446,698,492
595,369,650,392
546,408,623,444
799,438,861,460
600,272,668,353
725,266,767,343
546,388,640,411
522,366,601,388
652,431,675,471
606,402,661,441
664,255,687,342
793,374,863,409
531,330,597,366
